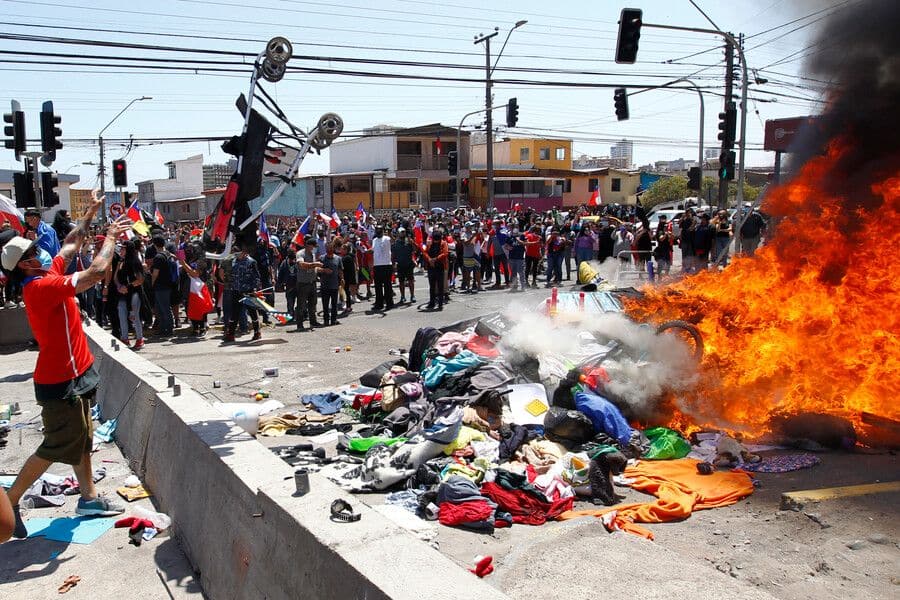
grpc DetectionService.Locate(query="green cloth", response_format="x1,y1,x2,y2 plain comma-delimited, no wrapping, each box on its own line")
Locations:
346,436,407,453
642,427,691,460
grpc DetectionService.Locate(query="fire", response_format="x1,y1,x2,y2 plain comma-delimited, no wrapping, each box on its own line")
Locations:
626,139,900,436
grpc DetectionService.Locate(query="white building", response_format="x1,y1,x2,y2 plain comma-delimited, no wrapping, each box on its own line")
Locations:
610,140,633,169
136,154,205,222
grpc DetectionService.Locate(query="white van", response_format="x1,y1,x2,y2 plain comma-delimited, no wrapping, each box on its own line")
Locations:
646,197,703,217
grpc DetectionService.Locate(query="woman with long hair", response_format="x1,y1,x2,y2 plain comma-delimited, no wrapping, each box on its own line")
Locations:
114,240,146,350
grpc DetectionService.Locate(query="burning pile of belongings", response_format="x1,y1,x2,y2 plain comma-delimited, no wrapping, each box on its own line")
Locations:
263,292,866,540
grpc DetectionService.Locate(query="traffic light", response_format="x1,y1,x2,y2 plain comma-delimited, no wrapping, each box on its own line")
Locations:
687,166,702,190
449,178,457,195
13,171,34,208
4,100,26,161
447,150,458,176
40,100,63,164
718,103,737,148
718,150,735,181
615,8,643,64
613,88,629,121
41,172,60,208
506,97,519,128
112,159,127,187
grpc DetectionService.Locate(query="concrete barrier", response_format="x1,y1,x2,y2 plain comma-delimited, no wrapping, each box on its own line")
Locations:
0,306,33,345
85,323,508,600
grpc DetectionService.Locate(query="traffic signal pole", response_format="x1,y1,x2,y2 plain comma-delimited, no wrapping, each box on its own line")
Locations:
642,22,749,209
718,40,735,209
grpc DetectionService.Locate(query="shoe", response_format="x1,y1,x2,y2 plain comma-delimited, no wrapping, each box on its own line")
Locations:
331,320,341,326
293,326,307,332
251,331,262,341
133,339,145,350
399,296,406,304
386,304,394,310
76,495,125,517
121,338,131,348
372,305,383,311
11,504,27,539
426,303,435,310
437,305,443,311
4,301,15,309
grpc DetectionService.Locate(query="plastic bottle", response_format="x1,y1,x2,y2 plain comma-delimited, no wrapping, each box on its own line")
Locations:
132,505,172,530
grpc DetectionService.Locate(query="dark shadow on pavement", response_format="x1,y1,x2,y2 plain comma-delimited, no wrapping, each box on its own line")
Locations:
0,372,33,383
0,537,73,584
154,537,205,597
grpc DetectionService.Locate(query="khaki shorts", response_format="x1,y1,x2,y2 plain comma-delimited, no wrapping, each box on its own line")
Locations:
36,394,93,465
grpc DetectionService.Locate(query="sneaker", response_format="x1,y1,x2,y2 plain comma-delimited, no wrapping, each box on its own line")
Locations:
3,301,14,309
76,495,125,517
133,339,145,350
121,338,131,348
399,296,406,304
409,295,417,303
251,331,262,341
11,504,27,539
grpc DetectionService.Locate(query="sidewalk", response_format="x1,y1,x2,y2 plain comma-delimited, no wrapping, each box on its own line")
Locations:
0,343,203,599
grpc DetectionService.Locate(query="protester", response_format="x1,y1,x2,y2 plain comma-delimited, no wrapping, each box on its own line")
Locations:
319,241,343,326
114,240,146,349
545,228,565,287
679,209,697,273
694,213,714,269
524,226,542,288
573,225,595,270
392,228,418,304
423,227,449,310
277,249,299,318
371,226,393,311
654,227,674,279
737,209,767,256
23,208,60,258
712,209,733,266
224,242,262,342
489,221,510,289
149,237,175,336
507,225,527,291
0,194,131,539
294,238,322,332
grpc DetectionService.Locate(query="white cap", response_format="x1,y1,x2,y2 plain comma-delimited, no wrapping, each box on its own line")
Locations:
1,236,35,271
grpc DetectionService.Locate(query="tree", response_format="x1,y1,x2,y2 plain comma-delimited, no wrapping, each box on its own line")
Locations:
641,176,687,209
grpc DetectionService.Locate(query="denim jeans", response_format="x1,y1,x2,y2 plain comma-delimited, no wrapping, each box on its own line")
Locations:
546,252,563,284
714,236,731,264
117,294,143,341
509,258,526,288
154,289,173,335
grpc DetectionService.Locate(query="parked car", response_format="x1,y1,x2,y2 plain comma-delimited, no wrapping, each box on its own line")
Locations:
647,210,683,238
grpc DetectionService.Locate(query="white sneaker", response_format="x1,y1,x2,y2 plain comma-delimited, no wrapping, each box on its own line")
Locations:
4,301,15,309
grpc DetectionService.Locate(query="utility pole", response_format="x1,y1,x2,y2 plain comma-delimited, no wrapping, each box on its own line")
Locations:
475,29,499,212
717,38,734,209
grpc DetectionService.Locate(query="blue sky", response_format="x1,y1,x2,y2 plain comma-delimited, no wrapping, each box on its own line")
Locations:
1,0,837,190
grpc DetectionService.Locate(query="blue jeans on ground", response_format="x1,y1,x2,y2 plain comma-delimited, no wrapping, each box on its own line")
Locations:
154,288,173,335
546,252,563,285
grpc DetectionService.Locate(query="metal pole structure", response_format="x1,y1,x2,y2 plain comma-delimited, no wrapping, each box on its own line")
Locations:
97,96,152,218
475,29,498,212
718,39,735,209
456,102,519,209
24,152,43,210
644,23,749,207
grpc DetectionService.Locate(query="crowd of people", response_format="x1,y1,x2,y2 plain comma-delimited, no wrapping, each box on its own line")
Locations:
0,199,767,348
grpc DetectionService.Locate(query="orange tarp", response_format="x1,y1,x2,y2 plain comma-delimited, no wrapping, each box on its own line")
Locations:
557,458,754,540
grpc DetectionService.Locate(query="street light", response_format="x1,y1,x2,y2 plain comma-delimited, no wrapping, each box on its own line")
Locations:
98,96,151,200
476,19,526,211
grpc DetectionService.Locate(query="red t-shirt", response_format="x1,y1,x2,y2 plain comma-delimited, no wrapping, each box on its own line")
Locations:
524,232,542,258
23,255,94,385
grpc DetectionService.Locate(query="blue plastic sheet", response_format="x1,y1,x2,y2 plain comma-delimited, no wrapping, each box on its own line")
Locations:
26,516,117,544
574,391,633,446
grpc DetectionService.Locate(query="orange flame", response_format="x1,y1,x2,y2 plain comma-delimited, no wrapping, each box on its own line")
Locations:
626,139,900,436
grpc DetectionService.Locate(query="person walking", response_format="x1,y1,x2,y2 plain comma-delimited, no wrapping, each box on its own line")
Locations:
318,241,343,326
371,225,394,311
0,196,131,539
423,227,449,311
294,238,322,331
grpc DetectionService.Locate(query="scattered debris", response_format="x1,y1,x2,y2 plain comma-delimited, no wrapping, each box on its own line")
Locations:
804,512,831,528
58,575,80,594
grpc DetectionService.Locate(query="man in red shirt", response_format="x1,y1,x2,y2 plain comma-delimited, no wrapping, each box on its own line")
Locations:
0,193,131,538
523,226,543,288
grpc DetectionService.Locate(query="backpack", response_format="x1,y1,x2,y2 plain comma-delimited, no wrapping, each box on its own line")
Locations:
379,366,425,413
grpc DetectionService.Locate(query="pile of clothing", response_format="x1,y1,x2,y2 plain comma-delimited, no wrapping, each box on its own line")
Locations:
301,313,757,538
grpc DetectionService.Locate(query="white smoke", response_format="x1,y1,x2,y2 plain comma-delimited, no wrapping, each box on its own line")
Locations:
500,301,699,421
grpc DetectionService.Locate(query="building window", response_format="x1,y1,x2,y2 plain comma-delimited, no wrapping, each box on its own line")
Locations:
182,204,190,214
519,147,530,161
588,178,599,192
314,179,324,196
555,147,566,160
611,178,622,192
539,147,550,160
167,164,176,179
564,179,572,193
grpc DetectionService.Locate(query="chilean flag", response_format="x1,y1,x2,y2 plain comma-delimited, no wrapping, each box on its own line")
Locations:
187,276,214,321
0,193,25,233
291,215,311,246
354,202,367,224
330,208,341,229
127,200,149,236
154,208,165,225
258,212,270,245
588,189,601,206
